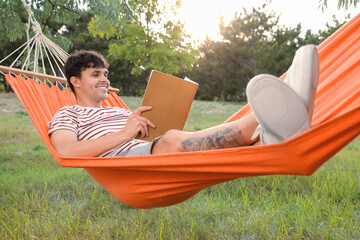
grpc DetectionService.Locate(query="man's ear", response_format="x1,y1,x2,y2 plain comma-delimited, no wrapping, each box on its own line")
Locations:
70,76,80,88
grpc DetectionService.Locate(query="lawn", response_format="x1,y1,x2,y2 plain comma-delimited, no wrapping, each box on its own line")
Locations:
0,93,359,239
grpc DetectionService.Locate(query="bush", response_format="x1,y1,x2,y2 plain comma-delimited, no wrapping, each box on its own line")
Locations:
196,84,213,101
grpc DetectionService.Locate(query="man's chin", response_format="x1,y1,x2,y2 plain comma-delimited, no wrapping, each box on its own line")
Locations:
101,93,109,101
93,92,109,103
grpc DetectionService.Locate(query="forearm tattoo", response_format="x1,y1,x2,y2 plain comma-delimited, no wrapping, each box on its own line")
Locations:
180,127,245,152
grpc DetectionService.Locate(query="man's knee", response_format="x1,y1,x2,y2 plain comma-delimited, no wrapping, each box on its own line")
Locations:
152,129,185,154
160,129,185,151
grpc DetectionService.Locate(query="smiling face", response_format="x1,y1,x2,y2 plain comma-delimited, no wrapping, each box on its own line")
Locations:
70,66,110,108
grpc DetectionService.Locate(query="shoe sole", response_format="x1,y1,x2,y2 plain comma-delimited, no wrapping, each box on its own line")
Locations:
247,74,311,144
285,44,319,121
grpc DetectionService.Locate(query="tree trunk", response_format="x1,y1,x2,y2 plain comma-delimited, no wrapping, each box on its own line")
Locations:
121,81,131,96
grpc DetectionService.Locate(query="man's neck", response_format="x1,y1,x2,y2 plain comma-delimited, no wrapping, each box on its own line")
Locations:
75,98,102,108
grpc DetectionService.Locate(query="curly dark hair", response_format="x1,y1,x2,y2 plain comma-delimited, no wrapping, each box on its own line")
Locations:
64,50,109,94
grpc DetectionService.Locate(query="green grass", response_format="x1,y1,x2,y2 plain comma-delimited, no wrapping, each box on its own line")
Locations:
0,94,359,239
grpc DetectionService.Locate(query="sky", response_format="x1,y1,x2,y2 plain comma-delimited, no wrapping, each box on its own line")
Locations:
179,0,359,42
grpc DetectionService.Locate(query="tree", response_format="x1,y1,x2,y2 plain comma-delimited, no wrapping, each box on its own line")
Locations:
0,0,86,52
190,5,284,101
60,11,137,96
87,0,198,95
0,0,146,95
188,5,350,102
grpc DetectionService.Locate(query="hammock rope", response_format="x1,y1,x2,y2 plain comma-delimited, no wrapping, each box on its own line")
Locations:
0,0,69,82
0,1,119,93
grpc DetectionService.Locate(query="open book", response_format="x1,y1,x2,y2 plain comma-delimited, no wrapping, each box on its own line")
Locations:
137,70,198,141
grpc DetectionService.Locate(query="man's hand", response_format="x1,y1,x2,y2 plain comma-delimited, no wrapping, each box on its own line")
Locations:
122,106,155,139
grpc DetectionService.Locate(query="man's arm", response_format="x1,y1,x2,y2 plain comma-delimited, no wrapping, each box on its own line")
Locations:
50,106,155,157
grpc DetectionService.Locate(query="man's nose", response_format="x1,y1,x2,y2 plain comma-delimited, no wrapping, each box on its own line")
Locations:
101,76,110,84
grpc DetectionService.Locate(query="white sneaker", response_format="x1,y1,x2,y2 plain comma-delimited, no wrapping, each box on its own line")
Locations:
285,44,319,121
247,74,311,144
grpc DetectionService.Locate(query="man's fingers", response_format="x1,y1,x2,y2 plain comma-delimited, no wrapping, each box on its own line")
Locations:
138,127,145,138
139,120,149,137
138,116,155,129
125,111,155,139
131,106,155,128
133,106,152,115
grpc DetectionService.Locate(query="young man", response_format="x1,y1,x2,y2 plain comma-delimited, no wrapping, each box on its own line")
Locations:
49,46,319,157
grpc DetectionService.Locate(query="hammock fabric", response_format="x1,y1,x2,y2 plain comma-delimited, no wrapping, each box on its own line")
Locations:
5,14,360,209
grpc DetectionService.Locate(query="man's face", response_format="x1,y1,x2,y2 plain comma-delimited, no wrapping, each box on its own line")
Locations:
74,66,110,104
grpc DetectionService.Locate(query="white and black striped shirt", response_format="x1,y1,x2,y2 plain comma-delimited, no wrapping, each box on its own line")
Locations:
48,105,148,157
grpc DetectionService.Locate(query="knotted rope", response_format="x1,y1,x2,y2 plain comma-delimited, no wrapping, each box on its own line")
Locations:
1,0,69,81
0,2,119,92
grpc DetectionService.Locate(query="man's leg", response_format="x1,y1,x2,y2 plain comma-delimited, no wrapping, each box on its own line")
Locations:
152,74,312,154
248,45,319,144
247,74,310,144
284,44,319,121
151,113,259,154
152,45,319,155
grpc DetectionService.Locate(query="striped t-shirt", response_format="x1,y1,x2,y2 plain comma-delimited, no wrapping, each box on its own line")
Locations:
48,105,148,157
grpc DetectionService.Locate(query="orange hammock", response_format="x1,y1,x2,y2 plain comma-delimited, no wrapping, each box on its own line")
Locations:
5,14,360,209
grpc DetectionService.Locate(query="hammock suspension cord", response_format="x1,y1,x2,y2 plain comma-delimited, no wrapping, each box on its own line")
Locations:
0,1,120,93
0,0,69,87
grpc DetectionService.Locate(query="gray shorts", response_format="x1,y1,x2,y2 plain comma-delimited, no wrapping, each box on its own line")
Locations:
116,136,162,157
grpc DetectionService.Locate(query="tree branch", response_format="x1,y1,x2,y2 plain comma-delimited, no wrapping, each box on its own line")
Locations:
124,0,136,20
46,0,82,16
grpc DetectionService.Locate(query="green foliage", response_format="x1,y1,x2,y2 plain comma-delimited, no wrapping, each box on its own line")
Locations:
61,11,138,96
0,0,85,81
87,17,118,39
318,15,351,39
190,5,286,101
196,84,213,101
0,0,355,98
189,5,350,102
0,0,85,44
88,0,198,77
319,0,359,10
0,1,27,42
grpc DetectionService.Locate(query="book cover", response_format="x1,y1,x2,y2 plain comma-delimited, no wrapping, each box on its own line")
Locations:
138,70,198,141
